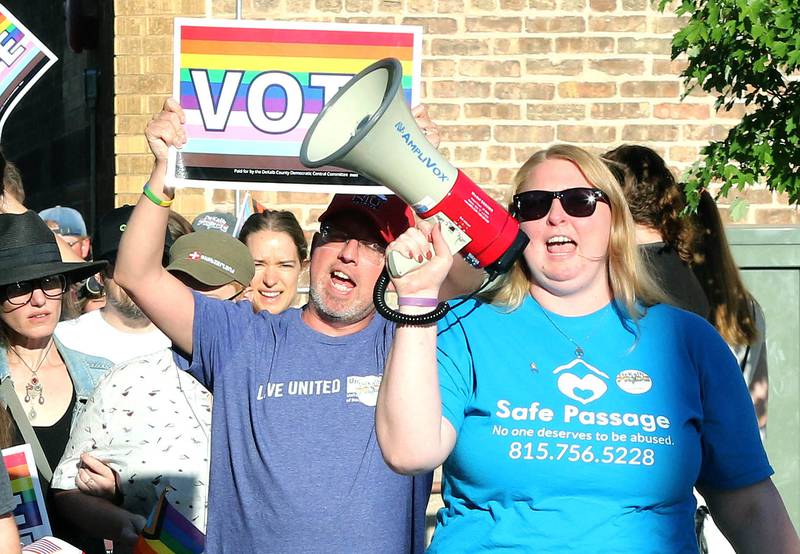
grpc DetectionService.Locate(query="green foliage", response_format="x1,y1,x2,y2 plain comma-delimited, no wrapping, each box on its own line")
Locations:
660,0,800,207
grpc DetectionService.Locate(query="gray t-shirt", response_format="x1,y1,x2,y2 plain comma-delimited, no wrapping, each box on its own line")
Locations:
0,453,15,515
188,292,431,553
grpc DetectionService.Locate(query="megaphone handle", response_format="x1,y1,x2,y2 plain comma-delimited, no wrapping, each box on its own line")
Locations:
387,249,427,278
386,215,472,278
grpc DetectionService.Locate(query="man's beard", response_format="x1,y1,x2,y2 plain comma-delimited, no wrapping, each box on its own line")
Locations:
308,285,374,326
106,287,150,323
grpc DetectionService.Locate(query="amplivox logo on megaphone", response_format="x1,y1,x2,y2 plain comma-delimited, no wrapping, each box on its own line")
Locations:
393,120,449,184
300,57,528,278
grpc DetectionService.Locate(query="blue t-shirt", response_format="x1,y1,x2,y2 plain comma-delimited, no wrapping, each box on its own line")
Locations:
432,297,772,553
188,292,431,553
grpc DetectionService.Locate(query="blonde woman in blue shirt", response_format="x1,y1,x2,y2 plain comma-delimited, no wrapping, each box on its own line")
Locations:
376,145,799,553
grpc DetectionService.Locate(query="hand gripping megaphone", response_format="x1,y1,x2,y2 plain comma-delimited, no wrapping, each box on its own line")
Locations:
300,58,529,322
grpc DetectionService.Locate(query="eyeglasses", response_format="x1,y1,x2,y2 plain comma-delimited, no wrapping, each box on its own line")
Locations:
3,275,68,306
316,223,386,263
512,188,610,222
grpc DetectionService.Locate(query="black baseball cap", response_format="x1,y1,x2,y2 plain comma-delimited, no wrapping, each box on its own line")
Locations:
93,205,172,264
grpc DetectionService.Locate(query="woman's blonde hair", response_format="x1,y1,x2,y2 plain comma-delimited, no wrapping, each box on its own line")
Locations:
481,144,664,320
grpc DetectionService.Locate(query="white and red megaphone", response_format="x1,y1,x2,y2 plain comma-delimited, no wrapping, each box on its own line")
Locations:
300,58,528,279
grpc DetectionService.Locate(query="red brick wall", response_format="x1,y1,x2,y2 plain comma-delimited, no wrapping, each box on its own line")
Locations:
113,1,797,226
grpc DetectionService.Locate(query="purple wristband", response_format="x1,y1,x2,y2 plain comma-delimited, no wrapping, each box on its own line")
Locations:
397,296,439,308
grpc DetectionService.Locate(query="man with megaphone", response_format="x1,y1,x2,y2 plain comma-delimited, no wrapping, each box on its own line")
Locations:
111,97,484,553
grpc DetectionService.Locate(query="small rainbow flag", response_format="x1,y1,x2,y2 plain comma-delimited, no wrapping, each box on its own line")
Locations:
134,492,205,554
170,19,421,193
0,5,57,137
3,445,51,540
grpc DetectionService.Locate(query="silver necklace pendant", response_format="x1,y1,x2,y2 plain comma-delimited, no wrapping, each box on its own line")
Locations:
11,339,53,420
536,301,612,362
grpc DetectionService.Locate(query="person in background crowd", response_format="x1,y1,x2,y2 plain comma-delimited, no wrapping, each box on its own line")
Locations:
193,211,236,235
66,212,192,319
74,275,106,315
38,207,94,321
54,206,179,364
167,209,194,241
0,212,111,553
603,145,710,319
2,154,25,206
53,229,255,553
111,97,484,552
693,190,768,433
238,209,308,314
39,207,92,261
0,153,26,215
375,144,799,553
0,154,85,269
0,453,21,554
690,189,771,554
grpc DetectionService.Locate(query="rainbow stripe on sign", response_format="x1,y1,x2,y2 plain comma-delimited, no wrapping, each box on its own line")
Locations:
171,19,420,191
134,493,205,554
0,6,58,136
5,450,43,528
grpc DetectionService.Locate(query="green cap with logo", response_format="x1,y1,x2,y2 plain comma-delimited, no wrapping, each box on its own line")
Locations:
167,230,254,287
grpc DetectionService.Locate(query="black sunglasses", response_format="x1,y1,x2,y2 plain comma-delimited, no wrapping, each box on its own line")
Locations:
512,188,610,222
2,274,68,306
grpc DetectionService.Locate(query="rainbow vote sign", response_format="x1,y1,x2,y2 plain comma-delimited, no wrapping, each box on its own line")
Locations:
0,4,57,139
169,19,422,193
2,444,51,545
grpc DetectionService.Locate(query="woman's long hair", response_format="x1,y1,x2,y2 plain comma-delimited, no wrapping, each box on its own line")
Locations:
603,144,699,264
0,324,17,448
692,190,757,345
481,144,665,320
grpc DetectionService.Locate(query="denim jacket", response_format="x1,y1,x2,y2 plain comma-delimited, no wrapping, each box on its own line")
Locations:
0,337,113,432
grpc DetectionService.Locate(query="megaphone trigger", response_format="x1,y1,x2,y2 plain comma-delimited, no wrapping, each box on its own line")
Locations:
387,249,425,278
388,215,468,278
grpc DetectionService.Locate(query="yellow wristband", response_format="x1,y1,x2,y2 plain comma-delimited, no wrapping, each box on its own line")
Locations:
142,183,173,208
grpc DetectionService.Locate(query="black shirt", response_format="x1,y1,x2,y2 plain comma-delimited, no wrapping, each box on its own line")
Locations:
639,242,710,319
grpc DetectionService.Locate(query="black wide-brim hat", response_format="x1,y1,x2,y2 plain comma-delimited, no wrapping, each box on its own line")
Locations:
0,211,107,288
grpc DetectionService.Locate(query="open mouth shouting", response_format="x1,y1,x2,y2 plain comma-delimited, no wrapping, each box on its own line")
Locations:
330,269,356,293
546,235,577,254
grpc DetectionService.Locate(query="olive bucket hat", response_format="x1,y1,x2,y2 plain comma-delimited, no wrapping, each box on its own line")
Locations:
0,211,107,288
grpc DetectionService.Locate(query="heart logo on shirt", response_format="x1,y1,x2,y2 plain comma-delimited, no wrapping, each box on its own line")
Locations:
552,359,609,405
557,373,607,405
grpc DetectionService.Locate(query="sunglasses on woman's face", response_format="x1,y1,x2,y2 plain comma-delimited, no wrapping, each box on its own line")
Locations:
512,187,610,222
2,274,68,306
